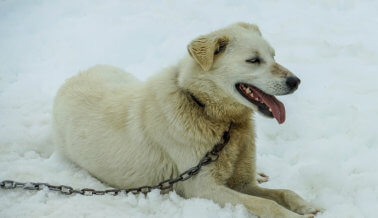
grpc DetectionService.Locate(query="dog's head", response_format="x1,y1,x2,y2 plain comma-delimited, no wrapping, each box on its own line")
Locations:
183,22,300,124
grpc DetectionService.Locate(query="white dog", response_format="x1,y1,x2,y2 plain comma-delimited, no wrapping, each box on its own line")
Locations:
53,22,320,217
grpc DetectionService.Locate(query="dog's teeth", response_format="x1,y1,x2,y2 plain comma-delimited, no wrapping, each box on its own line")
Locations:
246,89,251,94
269,108,272,112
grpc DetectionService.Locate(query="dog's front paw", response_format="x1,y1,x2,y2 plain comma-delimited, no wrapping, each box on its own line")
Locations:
295,204,321,216
301,215,315,218
282,190,322,215
256,200,305,218
256,172,269,184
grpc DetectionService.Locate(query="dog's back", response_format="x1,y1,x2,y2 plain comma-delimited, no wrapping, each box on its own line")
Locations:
53,65,139,136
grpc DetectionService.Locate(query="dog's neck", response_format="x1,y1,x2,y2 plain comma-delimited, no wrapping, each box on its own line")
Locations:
176,78,251,125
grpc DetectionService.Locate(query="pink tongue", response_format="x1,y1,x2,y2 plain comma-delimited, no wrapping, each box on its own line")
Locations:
252,88,286,124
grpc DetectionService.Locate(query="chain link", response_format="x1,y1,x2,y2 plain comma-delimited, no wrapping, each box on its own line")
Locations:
1,123,233,196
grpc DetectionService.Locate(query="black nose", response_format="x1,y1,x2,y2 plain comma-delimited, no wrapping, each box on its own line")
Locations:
286,76,301,90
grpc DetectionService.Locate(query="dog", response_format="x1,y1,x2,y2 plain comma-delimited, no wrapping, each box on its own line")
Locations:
53,22,320,217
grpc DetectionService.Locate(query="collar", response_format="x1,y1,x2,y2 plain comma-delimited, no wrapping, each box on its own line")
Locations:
189,92,205,108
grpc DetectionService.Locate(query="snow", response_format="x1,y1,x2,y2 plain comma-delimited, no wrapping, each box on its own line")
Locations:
1,0,378,217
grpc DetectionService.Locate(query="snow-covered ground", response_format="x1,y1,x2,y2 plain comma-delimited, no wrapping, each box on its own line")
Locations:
1,0,378,217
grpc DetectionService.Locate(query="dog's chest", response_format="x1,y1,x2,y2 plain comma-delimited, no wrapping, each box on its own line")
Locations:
210,127,254,183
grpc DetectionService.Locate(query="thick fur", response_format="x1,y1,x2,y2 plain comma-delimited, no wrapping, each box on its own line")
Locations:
53,23,320,217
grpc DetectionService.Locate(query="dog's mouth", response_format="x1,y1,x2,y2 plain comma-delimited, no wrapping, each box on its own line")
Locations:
235,83,286,124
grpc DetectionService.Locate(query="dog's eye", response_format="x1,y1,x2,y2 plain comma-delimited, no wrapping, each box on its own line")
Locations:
246,58,261,64
214,44,226,55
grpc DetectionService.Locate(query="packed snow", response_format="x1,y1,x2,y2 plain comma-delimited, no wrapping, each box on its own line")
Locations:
1,0,377,217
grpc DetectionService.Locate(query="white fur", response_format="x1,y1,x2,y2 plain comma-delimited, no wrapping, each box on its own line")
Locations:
53,23,320,218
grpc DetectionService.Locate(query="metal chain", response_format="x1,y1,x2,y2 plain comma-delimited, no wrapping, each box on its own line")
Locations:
1,123,233,196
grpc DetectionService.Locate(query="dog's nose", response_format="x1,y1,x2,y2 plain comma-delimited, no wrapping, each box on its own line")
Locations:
286,76,301,90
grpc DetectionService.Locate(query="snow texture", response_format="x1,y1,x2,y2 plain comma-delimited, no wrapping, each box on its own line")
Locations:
1,0,378,217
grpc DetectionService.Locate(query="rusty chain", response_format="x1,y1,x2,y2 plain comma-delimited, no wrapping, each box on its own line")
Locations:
1,123,233,196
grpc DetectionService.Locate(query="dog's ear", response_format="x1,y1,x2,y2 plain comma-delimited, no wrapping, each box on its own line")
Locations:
187,35,229,71
236,22,262,36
